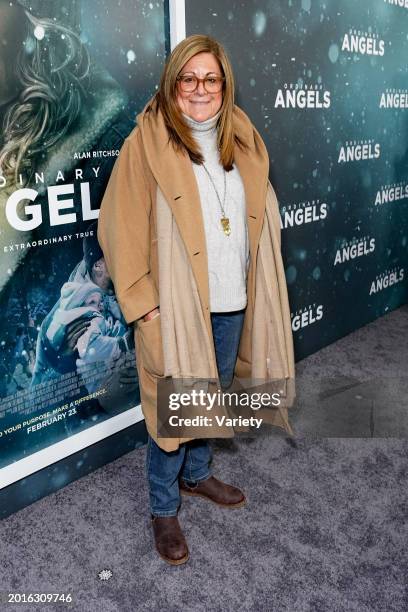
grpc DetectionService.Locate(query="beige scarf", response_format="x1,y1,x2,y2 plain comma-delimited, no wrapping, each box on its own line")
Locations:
156,181,296,435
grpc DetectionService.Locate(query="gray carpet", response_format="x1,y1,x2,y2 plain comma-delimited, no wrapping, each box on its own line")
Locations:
1,305,407,612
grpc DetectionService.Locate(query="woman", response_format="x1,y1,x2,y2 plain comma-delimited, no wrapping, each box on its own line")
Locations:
97,34,295,566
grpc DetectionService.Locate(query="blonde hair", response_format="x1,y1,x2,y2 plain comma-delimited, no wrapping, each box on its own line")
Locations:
153,34,248,171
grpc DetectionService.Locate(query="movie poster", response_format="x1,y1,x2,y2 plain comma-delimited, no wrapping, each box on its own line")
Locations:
0,0,168,469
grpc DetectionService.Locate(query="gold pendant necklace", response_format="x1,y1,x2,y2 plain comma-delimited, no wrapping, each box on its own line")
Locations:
220,217,231,236
202,163,230,236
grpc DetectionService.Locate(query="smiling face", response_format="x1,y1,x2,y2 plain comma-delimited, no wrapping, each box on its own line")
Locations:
176,51,223,122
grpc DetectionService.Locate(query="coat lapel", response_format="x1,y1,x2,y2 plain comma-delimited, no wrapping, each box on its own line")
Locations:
139,101,211,311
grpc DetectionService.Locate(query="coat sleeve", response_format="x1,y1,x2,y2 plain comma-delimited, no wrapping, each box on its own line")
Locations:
97,131,159,325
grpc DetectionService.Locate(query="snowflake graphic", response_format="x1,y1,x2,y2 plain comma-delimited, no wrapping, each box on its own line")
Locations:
98,569,113,581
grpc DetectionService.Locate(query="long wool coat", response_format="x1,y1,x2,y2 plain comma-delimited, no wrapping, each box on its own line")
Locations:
98,96,295,451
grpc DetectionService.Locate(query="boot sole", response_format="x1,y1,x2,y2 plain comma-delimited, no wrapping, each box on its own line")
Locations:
180,489,247,508
157,549,190,565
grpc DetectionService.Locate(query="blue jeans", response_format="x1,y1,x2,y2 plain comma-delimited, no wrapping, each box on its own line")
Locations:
146,308,246,517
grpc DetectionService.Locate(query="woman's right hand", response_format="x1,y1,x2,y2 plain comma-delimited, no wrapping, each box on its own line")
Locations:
142,307,160,322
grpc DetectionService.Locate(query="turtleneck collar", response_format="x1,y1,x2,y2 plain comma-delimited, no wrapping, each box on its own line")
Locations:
182,108,221,133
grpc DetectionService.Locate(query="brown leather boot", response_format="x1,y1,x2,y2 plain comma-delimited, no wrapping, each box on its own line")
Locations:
151,515,189,565
179,475,246,508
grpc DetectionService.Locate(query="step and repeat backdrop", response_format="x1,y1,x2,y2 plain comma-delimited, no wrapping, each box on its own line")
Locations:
0,0,168,515
186,0,408,358
1,0,407,515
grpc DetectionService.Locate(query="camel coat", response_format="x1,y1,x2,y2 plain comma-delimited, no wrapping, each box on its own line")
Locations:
97,96,295,451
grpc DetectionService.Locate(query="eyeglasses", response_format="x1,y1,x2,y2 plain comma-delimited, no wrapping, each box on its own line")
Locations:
176,73,225,94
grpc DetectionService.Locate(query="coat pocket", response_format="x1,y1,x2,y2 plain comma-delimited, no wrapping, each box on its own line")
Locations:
136,314,165,378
